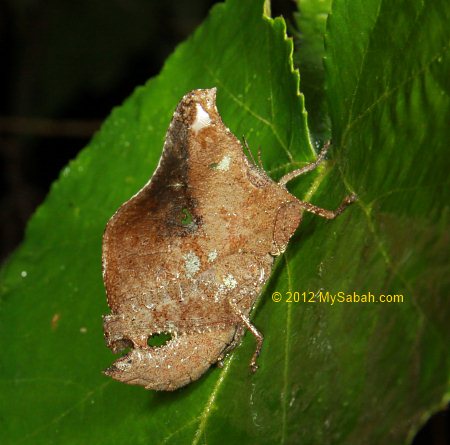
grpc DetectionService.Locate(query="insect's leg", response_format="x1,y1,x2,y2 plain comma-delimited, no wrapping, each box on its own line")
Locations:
216,324,246,367
298,193,357,219
242,136,265,171
229,299,263,372
278,141,331,186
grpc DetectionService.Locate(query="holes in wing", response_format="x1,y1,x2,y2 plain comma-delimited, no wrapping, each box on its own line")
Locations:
147,332,173,348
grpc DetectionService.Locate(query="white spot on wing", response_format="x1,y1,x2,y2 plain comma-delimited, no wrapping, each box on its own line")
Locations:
192,103,211,133
223,274,237,289
208,250,218,262
216,155,231,171
184,252,201,278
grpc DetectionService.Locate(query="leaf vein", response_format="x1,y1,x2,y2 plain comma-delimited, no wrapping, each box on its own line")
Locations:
343,40,450,144
191,357,234,445
204,66,294,161
18,381,111,443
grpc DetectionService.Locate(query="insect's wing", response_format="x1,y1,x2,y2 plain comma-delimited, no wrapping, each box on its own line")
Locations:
102,89,301,390
104,328,236,391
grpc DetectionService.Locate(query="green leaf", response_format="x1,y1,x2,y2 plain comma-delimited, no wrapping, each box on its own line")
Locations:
321,0,450,442
1,0,449,445
294,0,332,141
1,0,312,444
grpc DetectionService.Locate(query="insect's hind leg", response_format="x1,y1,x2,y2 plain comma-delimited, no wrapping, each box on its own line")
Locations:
277,141,357,216
228,299,263,373
298,193,357,220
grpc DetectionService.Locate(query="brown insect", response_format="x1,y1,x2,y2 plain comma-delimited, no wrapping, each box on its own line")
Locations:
102,88,356,390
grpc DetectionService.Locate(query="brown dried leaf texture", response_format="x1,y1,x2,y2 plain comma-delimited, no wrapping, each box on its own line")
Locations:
102,89,302,390
102,89,306,390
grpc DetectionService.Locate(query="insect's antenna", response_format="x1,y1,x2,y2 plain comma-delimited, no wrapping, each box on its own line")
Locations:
278,141,331,186
242,136,258,167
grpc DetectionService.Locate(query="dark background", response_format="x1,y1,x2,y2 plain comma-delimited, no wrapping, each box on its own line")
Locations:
0,0,447,443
